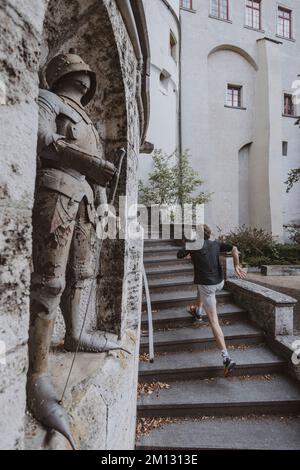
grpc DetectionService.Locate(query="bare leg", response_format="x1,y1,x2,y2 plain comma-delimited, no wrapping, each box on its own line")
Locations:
196,288,203,310
201,294,227,351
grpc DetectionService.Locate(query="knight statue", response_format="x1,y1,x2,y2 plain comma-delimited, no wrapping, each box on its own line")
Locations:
27,53,122,449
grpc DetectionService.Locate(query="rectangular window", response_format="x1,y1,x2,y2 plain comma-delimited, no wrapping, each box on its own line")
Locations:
283,93,295,116
245,1,261,30
227,85,242,108
282,141,288,156
211,0,229,20
170,31,178,62
277,7,292,39
180,0,193,9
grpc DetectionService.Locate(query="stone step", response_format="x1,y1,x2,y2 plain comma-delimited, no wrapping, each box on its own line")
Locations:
140,321,265,353
147,277,196,295
148,282,197,295
144,236,173,241
145,265,194,281
142,289,231,310
144,258,191,270
141,302,246,329
148,276,194,288
137,374,300,418
139,345,285,382
136,416,300,450
144,246,179,255
144,251,180,262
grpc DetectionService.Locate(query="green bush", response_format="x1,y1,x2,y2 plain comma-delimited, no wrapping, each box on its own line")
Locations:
276,244,300,264
245,256,274,267
284,224,300,244
220,226,279,262
245,255,300,267
220,226,300,266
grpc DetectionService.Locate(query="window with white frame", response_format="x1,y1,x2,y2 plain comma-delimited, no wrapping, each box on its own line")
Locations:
245,0,261,30
169,31,178,62
211,0,229,20
283,93,295,116
226,85,242,108
277,7,292,39
180,0,193,9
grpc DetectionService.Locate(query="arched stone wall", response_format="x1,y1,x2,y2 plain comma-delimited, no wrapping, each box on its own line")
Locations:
0,0,146,449
40,0,130,336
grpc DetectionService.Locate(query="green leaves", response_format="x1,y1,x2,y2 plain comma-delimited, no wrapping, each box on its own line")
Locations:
138,150,211,207
285,168,300,193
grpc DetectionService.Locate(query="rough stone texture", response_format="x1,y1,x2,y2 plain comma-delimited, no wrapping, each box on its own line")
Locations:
137,416,300,450
0,0,46,450
227,279,296,337
247,272,300,334
1,0,145,450
267,335,300,383
0,345,28,449
261,265,300,276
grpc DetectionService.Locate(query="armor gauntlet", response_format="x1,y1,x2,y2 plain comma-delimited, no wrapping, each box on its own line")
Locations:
51,139,117,186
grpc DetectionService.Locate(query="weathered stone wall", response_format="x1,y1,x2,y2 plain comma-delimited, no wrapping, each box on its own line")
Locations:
1,0,145,450
0,0,47,449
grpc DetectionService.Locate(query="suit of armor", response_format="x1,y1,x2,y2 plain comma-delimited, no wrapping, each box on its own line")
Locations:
27,54,119,449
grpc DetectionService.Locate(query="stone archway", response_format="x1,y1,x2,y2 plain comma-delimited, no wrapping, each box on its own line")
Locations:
0,0,148,450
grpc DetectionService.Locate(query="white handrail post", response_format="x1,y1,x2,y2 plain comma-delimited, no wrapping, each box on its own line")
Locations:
142,265,154,363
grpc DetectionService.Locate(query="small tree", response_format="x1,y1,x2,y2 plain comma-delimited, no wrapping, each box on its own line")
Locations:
285,168,300,193
285,116,300,192
175,150,211,206
139,149,211,207
138,150,176,206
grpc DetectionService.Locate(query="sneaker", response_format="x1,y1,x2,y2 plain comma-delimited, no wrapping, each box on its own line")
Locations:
223,357,236,377
187,305,204,322
195,306,204,322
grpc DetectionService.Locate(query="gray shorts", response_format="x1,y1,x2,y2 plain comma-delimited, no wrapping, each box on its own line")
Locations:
197,280,225,308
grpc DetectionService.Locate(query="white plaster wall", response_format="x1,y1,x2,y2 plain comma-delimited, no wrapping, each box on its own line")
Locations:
139,0,180,183
181,0,300,237
207,49,255,233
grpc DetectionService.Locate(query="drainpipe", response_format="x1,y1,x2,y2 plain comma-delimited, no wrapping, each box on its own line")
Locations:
115,0,143,60
178,8,183,157
115,0,150,144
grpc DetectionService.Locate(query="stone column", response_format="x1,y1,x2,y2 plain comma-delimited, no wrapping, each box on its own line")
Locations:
249,37,284,240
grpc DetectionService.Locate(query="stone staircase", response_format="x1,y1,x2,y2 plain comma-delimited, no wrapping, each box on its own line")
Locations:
136,240,300,450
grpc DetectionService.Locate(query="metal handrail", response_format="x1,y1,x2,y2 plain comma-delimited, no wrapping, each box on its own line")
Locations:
142,265,154,363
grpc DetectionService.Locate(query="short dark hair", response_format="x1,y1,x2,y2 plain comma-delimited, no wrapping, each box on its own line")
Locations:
204,224,212,240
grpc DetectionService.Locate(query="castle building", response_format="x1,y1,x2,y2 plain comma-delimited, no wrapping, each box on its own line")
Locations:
141,0,300,240
139,0,180,183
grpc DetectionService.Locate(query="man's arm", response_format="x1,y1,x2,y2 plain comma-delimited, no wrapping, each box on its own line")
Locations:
177,248,191,260
37,90,116,186
232,246,247,280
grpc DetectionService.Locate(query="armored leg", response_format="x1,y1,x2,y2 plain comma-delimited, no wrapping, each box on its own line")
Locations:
61,201,126,353
28,189,78,449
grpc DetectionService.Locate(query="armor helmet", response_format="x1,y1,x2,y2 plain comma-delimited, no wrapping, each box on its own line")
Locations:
46,53,97,106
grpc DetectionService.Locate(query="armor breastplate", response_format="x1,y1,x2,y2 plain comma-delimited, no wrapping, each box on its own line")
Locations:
56,95,100,156
38,93,101,213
